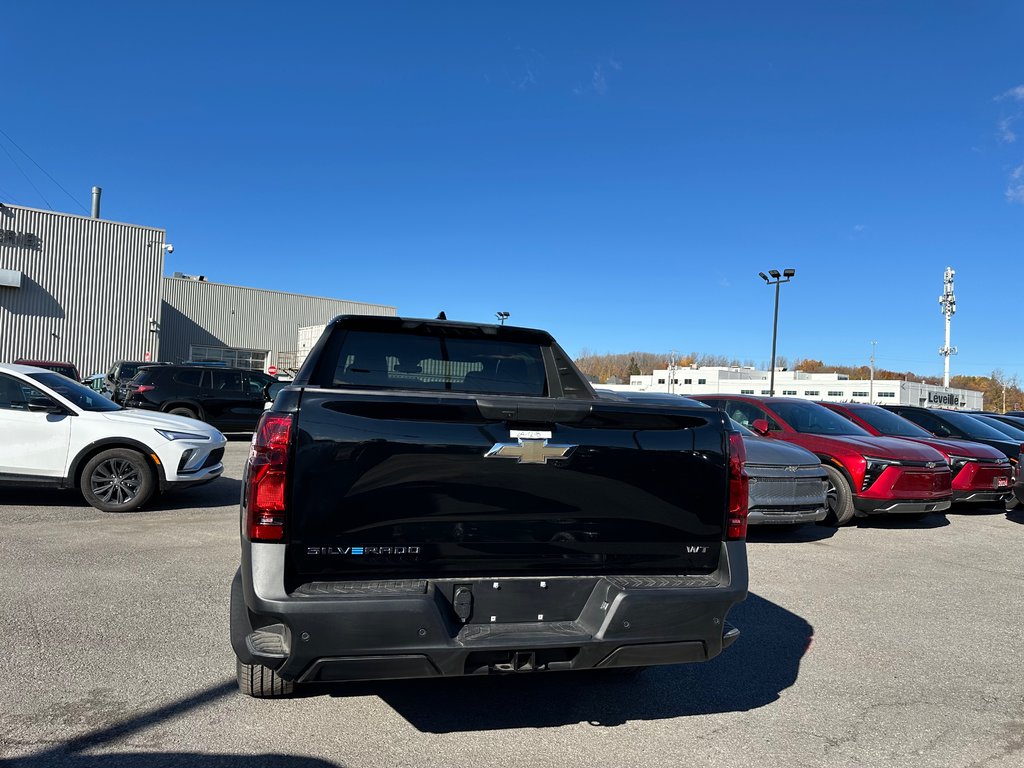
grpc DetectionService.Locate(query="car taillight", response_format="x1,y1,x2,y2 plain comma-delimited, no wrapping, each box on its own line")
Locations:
726,432,749,541
245,413,293,542
134,384,156,393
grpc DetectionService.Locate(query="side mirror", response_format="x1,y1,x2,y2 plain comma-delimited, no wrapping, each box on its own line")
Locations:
751,418,770,435
27,397,66,415
264,381,287,402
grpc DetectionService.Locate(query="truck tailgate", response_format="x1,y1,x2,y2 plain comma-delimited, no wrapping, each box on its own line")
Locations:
286,391,729,580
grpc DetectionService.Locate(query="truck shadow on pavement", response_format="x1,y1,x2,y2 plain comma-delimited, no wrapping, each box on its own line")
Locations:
5,680,341,768
1006,507,1024,524
325,592,812,732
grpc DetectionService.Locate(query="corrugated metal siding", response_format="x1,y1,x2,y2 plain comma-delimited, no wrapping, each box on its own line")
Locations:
0,205,164,376
160,278,396,369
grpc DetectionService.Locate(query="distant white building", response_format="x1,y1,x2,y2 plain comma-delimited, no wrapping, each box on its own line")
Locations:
599,366,983,410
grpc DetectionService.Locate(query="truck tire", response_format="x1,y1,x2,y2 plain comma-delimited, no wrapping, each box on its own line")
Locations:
81,448,156,513
237,659,295,698
168,406,198,420
822,465,855,526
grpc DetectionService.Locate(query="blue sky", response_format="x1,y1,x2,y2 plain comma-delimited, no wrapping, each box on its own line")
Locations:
3,2,1023,381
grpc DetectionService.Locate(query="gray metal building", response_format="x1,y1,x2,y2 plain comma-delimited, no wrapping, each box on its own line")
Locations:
0,202,395,377
0,204,166,376
160,277,395,372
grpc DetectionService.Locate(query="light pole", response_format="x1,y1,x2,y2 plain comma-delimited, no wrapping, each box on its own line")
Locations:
758,269,796,397
495,311,510,325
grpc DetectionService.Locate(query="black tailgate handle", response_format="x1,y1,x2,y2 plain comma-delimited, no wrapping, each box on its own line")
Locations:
476,399,593,424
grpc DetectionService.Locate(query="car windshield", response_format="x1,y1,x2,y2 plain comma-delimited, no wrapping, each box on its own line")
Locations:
28,372,122,412
119,363,144,380
938,410,1014,440
853,406,933,438
970,414,1024,440
770,400,871,436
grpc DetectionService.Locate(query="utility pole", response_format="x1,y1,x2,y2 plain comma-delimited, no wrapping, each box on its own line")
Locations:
869,341,877,403
938,267,957,388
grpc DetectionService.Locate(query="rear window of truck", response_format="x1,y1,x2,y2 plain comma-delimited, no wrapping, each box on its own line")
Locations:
321,330,547,396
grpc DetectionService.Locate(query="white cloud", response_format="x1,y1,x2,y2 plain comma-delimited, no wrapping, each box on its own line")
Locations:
608,58,622,71
1006,165,1024,203
998,85,1024,101
998,117,1017,143
592,65,608,96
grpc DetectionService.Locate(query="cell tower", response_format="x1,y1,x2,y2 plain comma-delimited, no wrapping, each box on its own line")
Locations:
938,266,957,388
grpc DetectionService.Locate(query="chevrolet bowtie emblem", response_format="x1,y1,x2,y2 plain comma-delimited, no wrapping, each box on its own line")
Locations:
485,438,576,465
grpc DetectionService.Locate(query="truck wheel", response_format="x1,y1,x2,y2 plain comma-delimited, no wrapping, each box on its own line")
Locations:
168,406,198,420
81,448,156,513
237,659,295,698
822,465,855,526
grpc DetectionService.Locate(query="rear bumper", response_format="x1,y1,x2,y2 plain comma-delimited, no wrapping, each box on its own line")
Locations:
232,541,748,683
748,506,827,525
853,497,952,515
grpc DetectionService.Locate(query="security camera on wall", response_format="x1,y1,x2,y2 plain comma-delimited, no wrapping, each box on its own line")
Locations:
164,244,174,254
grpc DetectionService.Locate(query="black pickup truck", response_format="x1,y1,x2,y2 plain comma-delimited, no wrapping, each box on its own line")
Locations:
230,315,749,697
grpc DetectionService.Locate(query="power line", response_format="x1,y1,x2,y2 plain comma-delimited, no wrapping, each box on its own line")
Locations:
0,128,88,214
0,139,52,210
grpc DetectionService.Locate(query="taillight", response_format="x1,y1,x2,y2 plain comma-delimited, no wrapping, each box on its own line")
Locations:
245,413,293,542
134,384,156,393
726,432,749,541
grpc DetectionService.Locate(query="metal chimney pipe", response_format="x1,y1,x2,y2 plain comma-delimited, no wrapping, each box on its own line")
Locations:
91,186,102,218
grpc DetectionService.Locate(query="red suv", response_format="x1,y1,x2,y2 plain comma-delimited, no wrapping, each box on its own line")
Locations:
695,395,952,525
820,402,1014,505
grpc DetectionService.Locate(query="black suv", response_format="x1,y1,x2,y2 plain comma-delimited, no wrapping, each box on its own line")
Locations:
123,365,276,431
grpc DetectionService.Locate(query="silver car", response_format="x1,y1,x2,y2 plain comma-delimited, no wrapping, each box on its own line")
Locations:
598,390,827,525
734,421,828,525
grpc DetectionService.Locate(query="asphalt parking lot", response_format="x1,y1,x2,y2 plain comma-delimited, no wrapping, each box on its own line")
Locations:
1,440,1022,768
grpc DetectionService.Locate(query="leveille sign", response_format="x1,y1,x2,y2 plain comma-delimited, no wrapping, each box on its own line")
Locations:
928,391,961,407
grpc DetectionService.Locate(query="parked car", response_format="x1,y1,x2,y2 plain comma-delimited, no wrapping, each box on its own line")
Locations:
821,402,1013,504
695,395,952,525
971,412,1024,433
960,411,1024,442
0,363,225,512
882,405,1024,468
103,360,154,403
12,359,80,381
602,391,827,525
82,373,108,394
123,364,277,432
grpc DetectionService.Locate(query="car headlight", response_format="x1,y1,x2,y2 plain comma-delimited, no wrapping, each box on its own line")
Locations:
862,456,902,492
155,429,210,441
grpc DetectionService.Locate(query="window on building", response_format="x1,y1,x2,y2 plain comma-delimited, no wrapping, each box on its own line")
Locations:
684,378,692,384
828,391,843,397
782,390,797,395
852,391,869,397
672,379,679,384
190,345,268,372
740,389,754,394
804,391,819,396
657,378,666,384
698,378,706,385
761,390,770,395
878,392,895,398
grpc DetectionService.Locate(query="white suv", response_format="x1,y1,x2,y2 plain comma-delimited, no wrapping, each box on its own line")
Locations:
0,363,226,512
